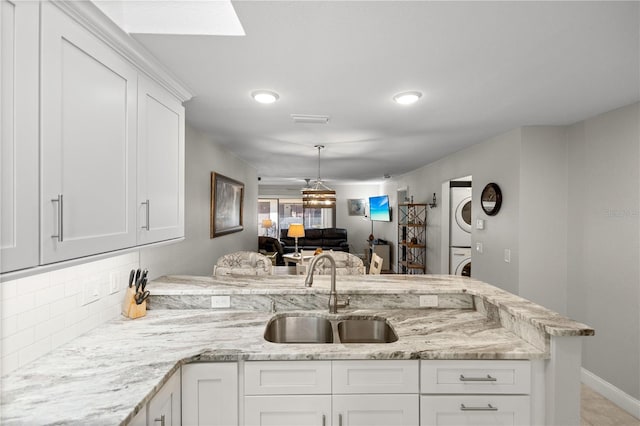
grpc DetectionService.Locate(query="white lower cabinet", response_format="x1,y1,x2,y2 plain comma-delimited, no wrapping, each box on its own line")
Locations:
244,395,331,426
243,360,419,426
181,363,238,426
334,394,419,426
148,368,181,426
420,395,530,426
420,360,531,426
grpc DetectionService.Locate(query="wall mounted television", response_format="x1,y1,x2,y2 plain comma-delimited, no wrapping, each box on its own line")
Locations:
369,195,391,222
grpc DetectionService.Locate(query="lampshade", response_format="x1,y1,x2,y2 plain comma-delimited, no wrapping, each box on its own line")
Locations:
261,219,273,229
287,224,305,238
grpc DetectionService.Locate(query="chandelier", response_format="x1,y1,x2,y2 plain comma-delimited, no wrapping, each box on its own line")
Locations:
302,145,336,208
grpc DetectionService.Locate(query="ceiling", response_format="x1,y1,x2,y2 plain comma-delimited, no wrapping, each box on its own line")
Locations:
132,1,639,186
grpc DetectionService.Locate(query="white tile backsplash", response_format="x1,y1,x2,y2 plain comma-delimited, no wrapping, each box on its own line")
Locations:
1,252,139,376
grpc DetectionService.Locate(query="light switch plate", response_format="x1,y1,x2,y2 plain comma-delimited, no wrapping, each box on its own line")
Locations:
475,242,483,253
419,295,439,307
109,271,120,294
476,219,485,230
504,249,511,263
211,295,231,308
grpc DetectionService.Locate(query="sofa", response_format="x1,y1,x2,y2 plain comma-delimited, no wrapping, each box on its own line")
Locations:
258,236,285,266
280,228,350,253
213,251,273,276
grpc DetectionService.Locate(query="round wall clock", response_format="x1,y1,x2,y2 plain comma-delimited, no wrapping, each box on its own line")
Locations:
481,183,502,216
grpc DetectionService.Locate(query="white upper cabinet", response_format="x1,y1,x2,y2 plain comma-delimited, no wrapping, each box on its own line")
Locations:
0,0,40,273
40,2,138,264
137,76,185,245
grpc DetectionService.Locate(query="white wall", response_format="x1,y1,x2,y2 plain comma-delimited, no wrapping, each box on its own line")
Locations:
333,184,382,256
566,103,640,400
1,253,138,376
381,129,522,295
140,124,258,278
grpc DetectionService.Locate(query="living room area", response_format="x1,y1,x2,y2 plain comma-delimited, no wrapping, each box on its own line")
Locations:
257,182,398,275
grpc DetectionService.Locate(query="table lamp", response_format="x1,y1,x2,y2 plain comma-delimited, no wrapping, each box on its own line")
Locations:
287,224,305,257
261,219,273,237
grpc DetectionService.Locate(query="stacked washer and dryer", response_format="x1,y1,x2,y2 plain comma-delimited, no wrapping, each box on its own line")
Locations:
450,181,472,276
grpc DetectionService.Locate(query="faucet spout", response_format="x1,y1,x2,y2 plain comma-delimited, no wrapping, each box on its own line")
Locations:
305,253,345,314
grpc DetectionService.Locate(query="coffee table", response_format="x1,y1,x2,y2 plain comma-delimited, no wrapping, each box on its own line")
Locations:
282,252,314,266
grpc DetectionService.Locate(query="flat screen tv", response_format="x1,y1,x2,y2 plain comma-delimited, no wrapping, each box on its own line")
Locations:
369,195,391,222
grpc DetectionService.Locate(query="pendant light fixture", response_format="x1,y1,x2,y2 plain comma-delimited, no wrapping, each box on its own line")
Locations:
302,145,336,208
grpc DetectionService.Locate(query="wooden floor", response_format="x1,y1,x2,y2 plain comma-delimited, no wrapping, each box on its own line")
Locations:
582,385,640,426
274,266,638,425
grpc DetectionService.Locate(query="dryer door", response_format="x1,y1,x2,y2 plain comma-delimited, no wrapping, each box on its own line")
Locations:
455,196,472,233
455,258,471,277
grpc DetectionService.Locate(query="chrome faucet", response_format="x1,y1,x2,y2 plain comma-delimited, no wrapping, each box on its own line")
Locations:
305,253,350,313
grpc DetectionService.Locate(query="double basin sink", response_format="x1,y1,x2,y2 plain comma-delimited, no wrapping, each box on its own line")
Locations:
264,313,398,344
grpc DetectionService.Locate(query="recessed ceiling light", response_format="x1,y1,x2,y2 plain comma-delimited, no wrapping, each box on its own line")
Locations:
252,90,279,104
393,91,422,105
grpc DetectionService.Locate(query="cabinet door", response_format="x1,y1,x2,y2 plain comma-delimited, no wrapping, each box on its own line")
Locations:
333,394,419,426
182,363,237,426
0,0,39,272
148,369,181,426
244,395,331,426
420,395,530,426
137,76,185,245
40,2,137,264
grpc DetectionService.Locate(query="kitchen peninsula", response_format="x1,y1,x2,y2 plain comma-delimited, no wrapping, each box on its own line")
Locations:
0,274,592,425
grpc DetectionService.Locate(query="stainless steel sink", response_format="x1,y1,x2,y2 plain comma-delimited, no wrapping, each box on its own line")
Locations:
264,315,334,343
264,314,398,344
337,319,398,343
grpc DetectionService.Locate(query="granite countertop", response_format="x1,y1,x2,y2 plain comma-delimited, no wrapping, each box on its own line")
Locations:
0,274,593,425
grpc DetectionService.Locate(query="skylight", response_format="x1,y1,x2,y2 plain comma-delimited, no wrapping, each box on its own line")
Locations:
92,0,245,36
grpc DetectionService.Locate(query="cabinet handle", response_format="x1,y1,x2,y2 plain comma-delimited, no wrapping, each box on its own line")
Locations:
141,200,150,230
339,413,343,426
51,194,63,242
460,403,498,411
459,374,497,382
322,414,326,426
154,414,165,426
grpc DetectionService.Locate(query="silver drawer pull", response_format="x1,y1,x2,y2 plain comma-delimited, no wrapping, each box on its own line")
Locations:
154,414,165,425
322,414,326,426
338,413,343,426
459,374,497,382
460,403,498,411
51,194,63,242
141,200,150,230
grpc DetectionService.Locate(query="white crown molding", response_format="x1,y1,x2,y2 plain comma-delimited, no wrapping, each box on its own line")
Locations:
50,0,193,102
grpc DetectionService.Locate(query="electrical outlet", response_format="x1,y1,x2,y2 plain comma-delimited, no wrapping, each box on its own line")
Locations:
109,271,120,294
82,279,101,306
504,249,511,263
419,295,438,307
211,296,231,308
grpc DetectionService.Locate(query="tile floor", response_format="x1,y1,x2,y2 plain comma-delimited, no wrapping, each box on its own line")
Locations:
582,385,640,426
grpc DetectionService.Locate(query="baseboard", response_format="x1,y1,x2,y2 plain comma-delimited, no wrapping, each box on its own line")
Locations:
581,368,640,419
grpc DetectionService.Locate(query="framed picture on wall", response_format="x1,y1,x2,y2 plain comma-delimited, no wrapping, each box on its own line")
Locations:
210,172,244,238
347,198,366,216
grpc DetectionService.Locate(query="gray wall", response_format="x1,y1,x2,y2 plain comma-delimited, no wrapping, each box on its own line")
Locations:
380,129,522,295
519,127,569,315
382,102,640,400
140,124,258,278
566,103,639,400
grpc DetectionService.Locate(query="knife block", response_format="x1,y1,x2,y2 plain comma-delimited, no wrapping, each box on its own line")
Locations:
122,287,147,319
